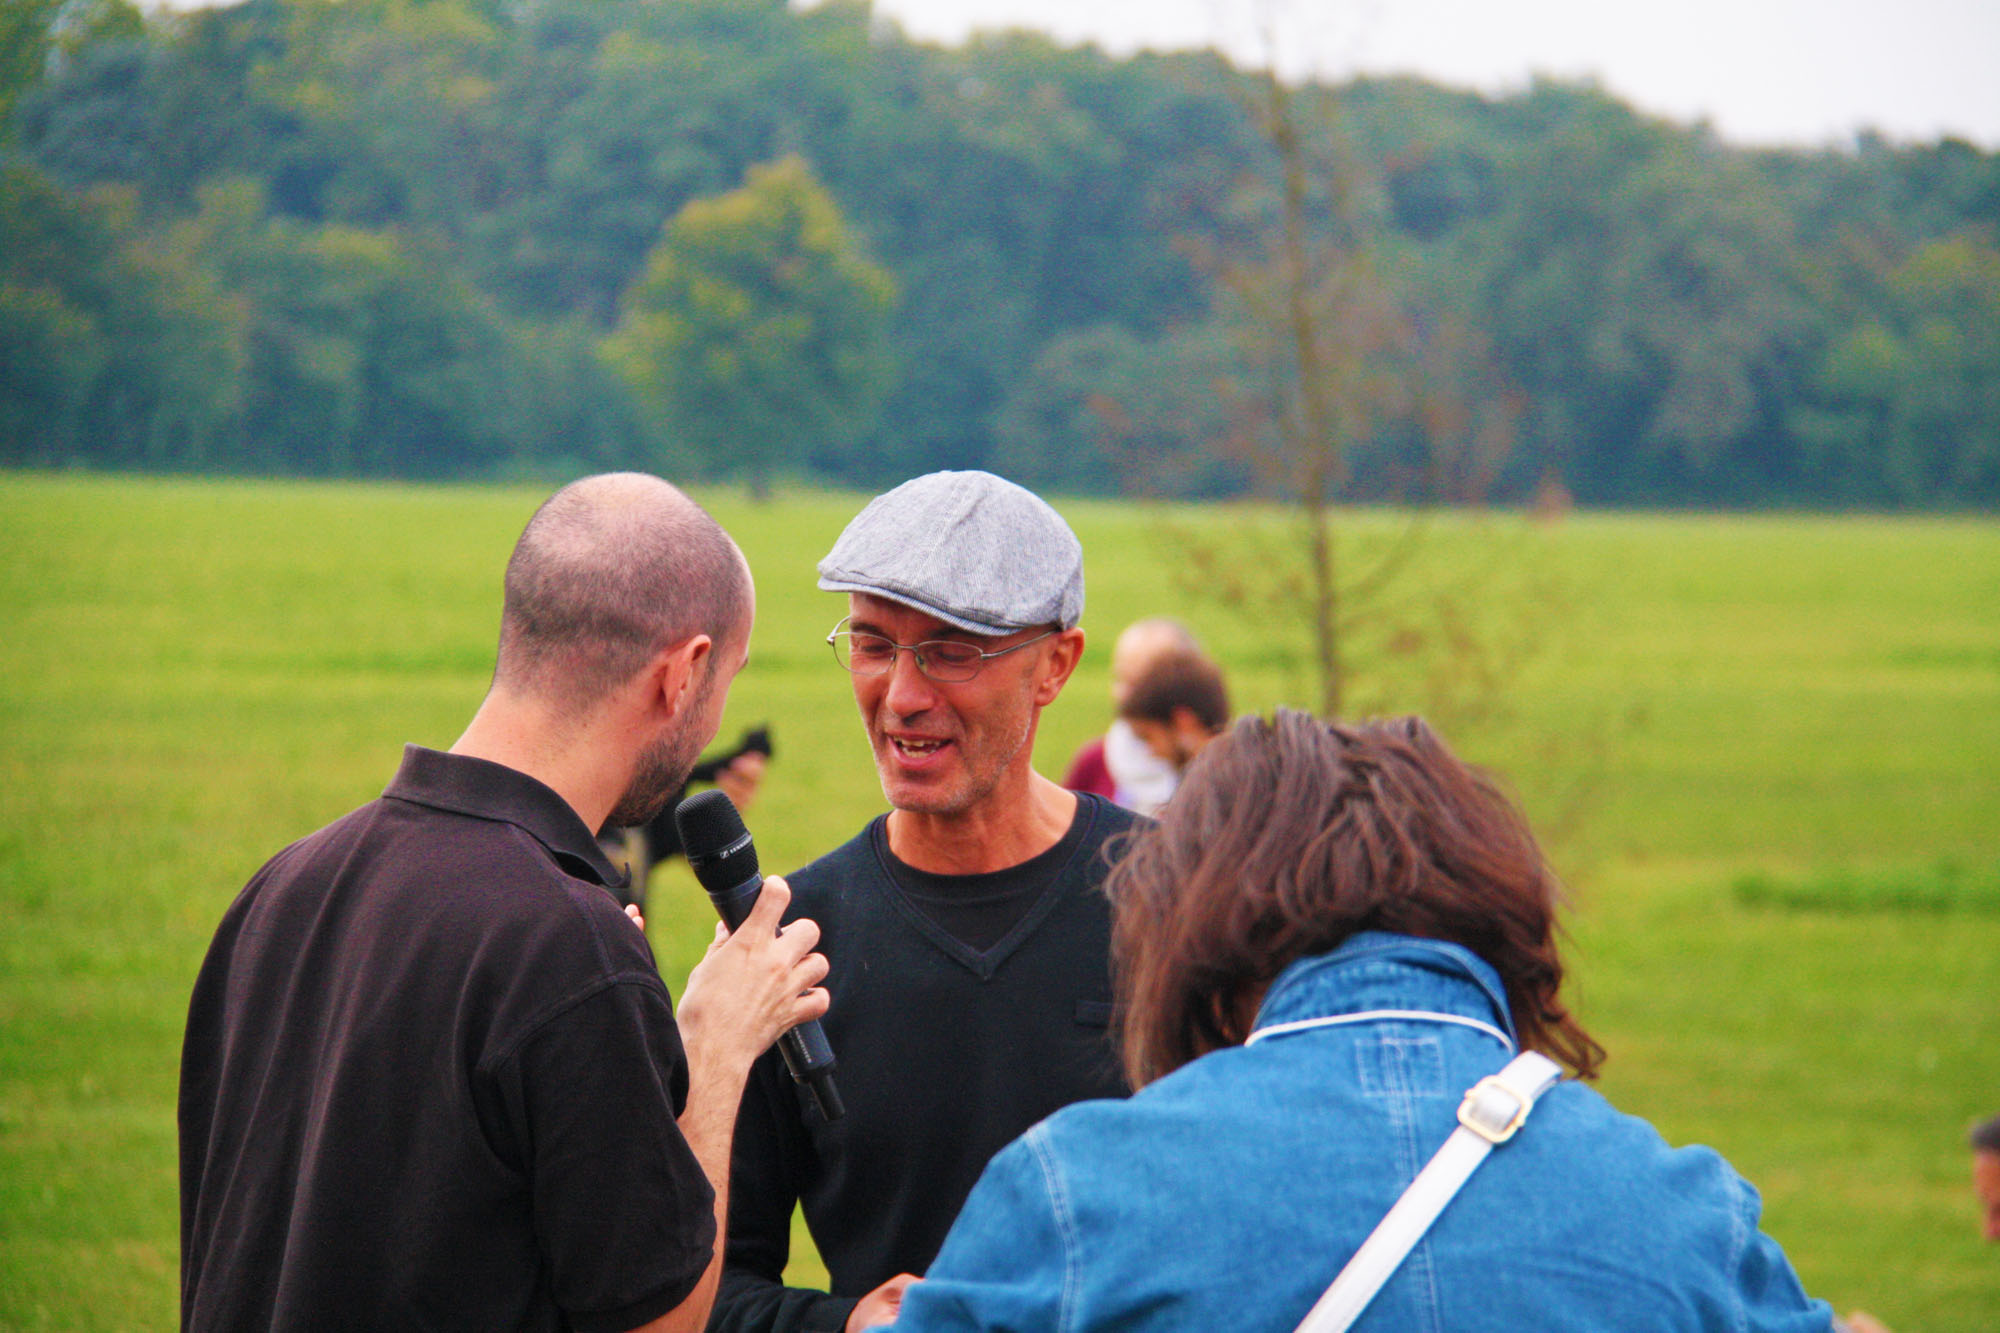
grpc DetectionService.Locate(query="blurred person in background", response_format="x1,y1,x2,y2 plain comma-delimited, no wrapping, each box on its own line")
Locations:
1116,650,1230,780
1061,616,1202,814
1973,1113,2000,1242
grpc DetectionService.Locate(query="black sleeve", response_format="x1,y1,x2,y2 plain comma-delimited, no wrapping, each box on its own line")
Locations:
496,979,716,1333
708,1049,856,1333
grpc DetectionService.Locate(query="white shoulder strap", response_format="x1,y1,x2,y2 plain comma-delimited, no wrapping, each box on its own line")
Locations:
1293,1051,1565,1333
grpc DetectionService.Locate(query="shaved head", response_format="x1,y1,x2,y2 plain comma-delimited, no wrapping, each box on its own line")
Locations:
494,473,750,716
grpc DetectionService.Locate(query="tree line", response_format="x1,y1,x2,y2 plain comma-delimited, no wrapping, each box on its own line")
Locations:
3,0,1996,508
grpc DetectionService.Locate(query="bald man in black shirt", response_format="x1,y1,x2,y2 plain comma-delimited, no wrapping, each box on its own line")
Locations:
180,474,829,1333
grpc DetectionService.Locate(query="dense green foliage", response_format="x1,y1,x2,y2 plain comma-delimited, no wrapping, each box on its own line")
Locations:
2,474,1997,1327
607,153,896,495
2,0,1997,506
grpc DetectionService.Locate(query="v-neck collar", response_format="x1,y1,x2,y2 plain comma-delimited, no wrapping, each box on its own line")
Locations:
865,801,1095,979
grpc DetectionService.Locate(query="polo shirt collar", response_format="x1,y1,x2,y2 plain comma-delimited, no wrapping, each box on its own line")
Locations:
382,744,628,889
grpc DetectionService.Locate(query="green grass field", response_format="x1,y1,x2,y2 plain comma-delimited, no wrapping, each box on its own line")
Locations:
2,472,1997,1329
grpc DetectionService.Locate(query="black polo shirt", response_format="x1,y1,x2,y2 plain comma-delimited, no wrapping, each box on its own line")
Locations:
180,746,714,1333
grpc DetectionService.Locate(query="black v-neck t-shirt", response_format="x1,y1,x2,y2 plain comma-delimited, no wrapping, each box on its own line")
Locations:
714,792,1142,1333
881,808,1093,953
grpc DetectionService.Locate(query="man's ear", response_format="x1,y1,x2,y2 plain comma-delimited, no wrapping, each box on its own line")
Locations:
645,633,713,722
1032,627,1086,707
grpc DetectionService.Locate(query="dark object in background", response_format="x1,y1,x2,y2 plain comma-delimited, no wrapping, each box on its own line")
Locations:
604,725,774,911
685,725,774,798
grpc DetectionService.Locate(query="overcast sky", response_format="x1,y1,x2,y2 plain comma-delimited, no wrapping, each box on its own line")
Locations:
150,0,1999,149
849,0,2000,148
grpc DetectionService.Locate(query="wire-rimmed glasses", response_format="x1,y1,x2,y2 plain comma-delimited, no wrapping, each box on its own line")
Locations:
827,618,1057,683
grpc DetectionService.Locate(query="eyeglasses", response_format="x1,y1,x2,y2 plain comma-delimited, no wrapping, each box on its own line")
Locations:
827,618,1058,683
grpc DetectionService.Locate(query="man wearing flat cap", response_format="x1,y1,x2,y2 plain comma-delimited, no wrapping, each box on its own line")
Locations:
711,472,1140,1333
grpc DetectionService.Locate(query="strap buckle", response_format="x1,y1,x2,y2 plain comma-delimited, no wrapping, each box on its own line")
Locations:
1457,1073,1533,1144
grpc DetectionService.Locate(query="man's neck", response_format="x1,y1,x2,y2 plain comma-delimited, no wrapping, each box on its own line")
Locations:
451,691,622,834
886,772,1079,876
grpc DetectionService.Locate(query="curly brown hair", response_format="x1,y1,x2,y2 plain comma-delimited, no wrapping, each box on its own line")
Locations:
1107,709,1604,1087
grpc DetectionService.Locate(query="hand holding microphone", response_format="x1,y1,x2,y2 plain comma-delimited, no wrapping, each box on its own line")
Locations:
676,790,845,1121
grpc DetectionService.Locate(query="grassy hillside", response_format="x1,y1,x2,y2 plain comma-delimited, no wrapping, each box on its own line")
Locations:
2,473,1996,1329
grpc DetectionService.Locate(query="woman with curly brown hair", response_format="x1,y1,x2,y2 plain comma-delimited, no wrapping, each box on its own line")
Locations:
885,710,1835,1332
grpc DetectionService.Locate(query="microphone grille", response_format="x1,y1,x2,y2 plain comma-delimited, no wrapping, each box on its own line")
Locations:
674,788,756,871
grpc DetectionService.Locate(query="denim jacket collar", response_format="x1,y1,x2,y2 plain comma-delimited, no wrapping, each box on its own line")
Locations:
1251,931,1518,1048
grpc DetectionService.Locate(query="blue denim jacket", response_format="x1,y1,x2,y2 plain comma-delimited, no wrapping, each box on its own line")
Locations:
892,932,1834,1333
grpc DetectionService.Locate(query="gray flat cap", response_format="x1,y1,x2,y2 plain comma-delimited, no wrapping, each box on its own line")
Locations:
818,471,1084,634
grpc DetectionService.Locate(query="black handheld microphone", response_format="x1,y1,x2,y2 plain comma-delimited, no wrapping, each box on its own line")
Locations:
673,789,843,1122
